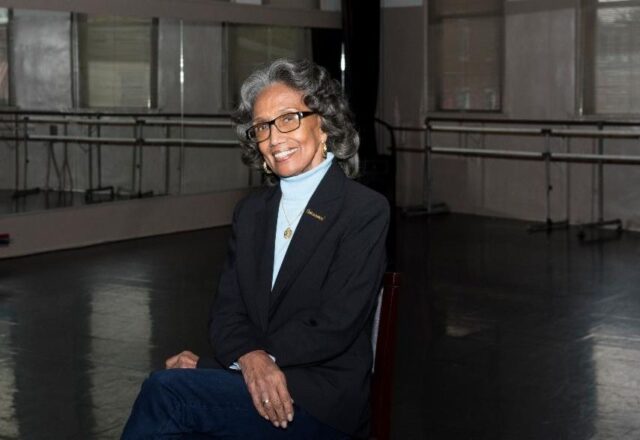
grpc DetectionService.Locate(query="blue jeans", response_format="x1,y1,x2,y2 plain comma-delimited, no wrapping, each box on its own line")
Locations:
121,368,351,439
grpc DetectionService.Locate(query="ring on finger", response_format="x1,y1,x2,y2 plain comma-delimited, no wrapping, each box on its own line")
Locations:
262,398,270,406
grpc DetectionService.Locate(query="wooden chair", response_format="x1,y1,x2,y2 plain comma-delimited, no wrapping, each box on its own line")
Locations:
370,272,401,440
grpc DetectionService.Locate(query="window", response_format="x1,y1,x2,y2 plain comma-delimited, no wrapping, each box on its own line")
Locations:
226,24,311,108
0,9,10,105
583,0,640,114
429,0,503,111
77,15,157,108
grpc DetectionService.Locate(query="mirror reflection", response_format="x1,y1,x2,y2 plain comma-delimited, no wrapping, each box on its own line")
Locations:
0,8,329,217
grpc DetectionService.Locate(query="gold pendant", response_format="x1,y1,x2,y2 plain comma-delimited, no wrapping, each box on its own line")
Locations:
284,227,293,239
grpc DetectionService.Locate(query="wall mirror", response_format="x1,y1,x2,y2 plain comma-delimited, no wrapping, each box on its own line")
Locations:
0,3,340,218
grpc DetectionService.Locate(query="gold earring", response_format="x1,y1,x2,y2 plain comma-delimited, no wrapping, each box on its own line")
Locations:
263,161,273,175
322,142,328,159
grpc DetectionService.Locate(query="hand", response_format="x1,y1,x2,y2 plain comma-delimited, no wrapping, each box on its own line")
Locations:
165,350,199,369
238,350,294,429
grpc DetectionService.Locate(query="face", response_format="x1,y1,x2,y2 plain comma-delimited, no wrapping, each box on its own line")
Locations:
252,82,327,178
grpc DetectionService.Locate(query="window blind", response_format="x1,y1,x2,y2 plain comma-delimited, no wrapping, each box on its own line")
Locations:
591,3,640,113
431,0,503,111
78,15,156,108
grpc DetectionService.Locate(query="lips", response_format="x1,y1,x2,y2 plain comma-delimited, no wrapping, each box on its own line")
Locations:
273,147,299,161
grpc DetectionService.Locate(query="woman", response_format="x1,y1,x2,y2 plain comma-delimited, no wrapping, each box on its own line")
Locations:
122,59,389,439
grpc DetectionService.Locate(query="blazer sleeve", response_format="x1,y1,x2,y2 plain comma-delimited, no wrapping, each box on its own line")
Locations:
209,201,267,368
263,195,389,368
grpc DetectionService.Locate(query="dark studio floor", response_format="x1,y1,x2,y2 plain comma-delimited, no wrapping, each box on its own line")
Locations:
1,213,640,439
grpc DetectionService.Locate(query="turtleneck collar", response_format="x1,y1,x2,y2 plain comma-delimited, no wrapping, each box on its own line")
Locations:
280,152,335,201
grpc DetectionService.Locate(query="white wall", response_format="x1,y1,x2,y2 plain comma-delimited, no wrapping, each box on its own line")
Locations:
383,0,640,231
0,188,249,259
378,3,427,208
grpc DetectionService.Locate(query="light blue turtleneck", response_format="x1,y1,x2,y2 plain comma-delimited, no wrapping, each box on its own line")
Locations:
272,152,335,288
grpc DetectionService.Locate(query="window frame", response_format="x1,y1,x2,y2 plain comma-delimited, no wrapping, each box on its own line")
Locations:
0,8,13,107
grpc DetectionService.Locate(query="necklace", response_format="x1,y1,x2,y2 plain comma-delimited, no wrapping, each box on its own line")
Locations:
281,202,304,239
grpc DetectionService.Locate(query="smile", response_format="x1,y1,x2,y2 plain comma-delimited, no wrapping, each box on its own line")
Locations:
273,148,299,161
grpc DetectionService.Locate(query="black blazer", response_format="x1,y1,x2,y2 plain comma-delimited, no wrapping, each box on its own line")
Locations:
201,162,389,438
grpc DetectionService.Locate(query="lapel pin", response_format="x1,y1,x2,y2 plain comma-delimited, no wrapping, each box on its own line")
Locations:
305,209,325,222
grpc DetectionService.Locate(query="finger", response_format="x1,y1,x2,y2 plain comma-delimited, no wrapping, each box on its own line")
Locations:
268,386,287,428
248,384,269,420
166,351,194,369
177,356,197,368
274,381,293,426
260,390,279,426
182,350,198,362
269,396,286,428
244,372,270,420
165,354,179,369
277,383,294,424
266,374,288,427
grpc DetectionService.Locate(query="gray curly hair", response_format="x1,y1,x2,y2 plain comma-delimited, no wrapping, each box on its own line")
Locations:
233,58,359,185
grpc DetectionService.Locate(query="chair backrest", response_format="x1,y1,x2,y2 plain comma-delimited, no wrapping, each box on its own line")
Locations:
371,286,384,371
370,272,401,440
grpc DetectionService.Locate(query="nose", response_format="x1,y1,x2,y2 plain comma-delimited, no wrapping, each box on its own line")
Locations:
268,122,286,145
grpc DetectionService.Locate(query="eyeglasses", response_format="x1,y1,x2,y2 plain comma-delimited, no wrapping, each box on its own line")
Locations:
245,111,316,143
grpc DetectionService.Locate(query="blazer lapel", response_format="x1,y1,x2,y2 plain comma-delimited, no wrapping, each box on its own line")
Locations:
254,186,281,331
269,162,346,312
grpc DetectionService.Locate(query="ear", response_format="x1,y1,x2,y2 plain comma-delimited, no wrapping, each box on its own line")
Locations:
315,114,328,143
318,126,328,144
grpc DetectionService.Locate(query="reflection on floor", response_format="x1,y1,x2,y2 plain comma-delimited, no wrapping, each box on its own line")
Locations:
1,213,640,439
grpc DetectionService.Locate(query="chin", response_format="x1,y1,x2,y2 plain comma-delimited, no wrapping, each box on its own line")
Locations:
273,163,301,177
276,170,298,178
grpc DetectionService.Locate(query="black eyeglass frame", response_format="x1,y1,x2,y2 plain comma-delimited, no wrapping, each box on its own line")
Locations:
245,111,317,142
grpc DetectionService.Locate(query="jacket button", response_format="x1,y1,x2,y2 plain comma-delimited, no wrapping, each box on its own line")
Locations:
308,319,318,327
